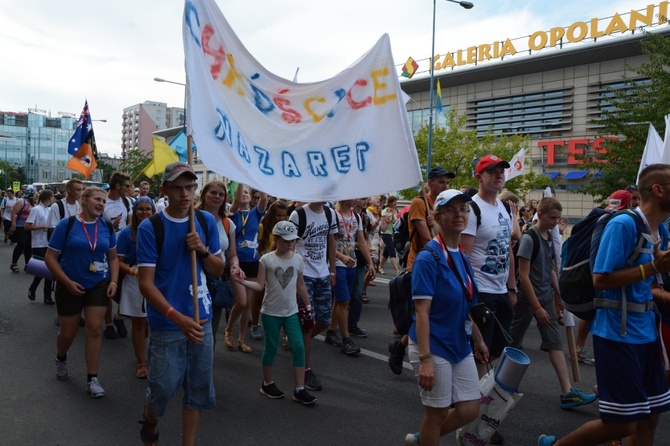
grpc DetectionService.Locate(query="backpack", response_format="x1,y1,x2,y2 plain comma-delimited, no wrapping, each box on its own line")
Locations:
148,210,209,259
58,216,114,261
388,246,440,336
559,208,653,334
393,197,428,268
295,205,334,238
469,200,512,229
511,227,541,285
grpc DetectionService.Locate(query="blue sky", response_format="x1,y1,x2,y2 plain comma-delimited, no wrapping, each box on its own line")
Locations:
0,0,661,156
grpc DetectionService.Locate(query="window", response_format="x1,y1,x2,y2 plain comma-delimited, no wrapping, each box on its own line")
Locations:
586,78,651,129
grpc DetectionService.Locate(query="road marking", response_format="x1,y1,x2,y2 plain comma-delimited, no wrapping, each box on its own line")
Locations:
315,335,413,370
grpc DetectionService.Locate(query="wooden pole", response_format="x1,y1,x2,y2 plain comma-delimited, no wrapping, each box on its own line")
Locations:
187,134,199,323
566,326,580,383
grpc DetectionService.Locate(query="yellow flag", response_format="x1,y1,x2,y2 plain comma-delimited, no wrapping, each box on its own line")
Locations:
143,137,180,178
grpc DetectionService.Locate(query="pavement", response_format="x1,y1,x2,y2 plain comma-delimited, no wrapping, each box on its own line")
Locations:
0,240,668,445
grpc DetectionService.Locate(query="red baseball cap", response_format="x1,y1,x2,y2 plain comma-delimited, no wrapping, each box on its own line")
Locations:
605,190,632,210
476,154,511,175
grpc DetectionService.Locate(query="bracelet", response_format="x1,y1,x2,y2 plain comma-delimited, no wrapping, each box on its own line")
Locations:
640,264,646,280
419,353,432,362
165,306,174,318
329,272,336,276
533,303,542,310
651,261,661,275
109,282,117,288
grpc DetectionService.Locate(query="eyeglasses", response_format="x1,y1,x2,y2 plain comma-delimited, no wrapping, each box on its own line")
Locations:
166,184,197,192
648,182,670,191
439,204,471,215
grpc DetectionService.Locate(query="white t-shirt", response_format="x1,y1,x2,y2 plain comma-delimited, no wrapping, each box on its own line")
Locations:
47,199,81,228
289,206,338,278
103,197,129,232
27,204,52,248
259,251,304,317
216,217,237,253
2,197,17,221
462,195,512,294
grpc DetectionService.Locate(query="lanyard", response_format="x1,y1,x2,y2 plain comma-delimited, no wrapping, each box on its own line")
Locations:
338,209,355,241
437,234,473,301
78,214,98,254
239,210,249,236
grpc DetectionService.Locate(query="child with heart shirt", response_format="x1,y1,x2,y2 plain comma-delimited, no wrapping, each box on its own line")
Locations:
232,220,316,405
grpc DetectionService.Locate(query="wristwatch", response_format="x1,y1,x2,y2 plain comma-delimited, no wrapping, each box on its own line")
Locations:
198,249,211,259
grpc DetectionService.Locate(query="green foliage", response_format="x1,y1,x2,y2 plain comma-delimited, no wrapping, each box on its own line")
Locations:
579,30,670,200
0,160,25,189
119,150,160,196
96,159,116,184
399,108,539,201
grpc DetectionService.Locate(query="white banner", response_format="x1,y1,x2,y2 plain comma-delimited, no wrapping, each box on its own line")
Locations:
182,0,422,201
637,122,664,183
504,148,525,181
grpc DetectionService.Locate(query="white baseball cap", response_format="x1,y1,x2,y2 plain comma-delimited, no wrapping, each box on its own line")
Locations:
272,220,300,240
433,189,473,211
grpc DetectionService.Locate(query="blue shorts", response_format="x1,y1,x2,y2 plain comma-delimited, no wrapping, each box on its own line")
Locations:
334,266,356,303
146,322,215,416
594,335,670,422
303,276,332,325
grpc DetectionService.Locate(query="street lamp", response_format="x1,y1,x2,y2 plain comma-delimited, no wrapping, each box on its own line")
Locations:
92,119,107,123
154,77,186,87
154,76,189,161
427,0,474,174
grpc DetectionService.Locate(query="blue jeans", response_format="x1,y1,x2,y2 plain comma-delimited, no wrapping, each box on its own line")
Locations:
146,322,215,416
348,263,367,328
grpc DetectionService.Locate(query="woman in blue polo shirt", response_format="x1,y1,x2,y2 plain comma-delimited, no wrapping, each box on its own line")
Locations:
45,186,119,399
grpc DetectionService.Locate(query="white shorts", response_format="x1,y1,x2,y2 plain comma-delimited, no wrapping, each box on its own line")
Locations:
408,340,480,408
118,275,146,318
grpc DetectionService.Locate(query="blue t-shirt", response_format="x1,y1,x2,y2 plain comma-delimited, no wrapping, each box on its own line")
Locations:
137,209,221,331
48,216,117,289
231,207,264,262
591,212,669,344
116,226,137,266
409,239,477,363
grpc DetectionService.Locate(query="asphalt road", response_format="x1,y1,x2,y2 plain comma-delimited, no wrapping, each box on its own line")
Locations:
0,240,669,445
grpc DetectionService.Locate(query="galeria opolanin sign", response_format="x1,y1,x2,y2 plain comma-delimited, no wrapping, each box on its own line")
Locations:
430,2,668,71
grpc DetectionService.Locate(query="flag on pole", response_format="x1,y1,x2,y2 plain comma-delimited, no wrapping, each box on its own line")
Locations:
505,148,526,181
66,100,98,179
401,57,419,78
637,122,664,183
436,79,444,114
142,136,181,178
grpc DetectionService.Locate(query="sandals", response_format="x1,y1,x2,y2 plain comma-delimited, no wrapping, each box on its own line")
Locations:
139,414,159,446
224,331,235,351
10,264,19,273
136,363,148,379
238,340,252,353
362,294,370,304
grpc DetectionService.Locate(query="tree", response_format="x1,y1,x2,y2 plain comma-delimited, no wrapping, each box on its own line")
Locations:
398,108,546,201
120,150,160,196
579,29,670,199
96,159,116,184
0,160,24,189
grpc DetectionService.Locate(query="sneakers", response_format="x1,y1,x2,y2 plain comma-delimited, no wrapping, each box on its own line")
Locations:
250,325,262,340
388,341,405,375
560,387,597,409
260,382,284,399
28,288,36,301
304,371,322,391
324,330,342,347
55,358,68,380
404,432,420,445
86,377,106,398
103,324,118,340
114,317,128,338
537,434,556,445
292,388,317,405
341,338,361,355
348,326,368,338
577,348,595,366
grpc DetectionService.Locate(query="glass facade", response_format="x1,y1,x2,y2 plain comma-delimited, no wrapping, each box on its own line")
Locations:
407,106,449,134
0,112,76,183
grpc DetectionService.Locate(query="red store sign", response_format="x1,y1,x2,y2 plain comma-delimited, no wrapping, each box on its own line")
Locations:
538,137,616,165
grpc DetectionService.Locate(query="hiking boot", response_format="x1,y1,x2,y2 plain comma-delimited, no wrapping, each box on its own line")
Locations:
250,325,262,340
490,430,504,445
86,377,106,398
388,341,405,375
577,348,595,366
560,388,597,409
341,338,361,355
55,358,68,380
103,325,118,340
260,382,284,399
405,432,420,445
324,330,342,347
304,371,322,391
114,317,128,338
537,435,556,446
292,388,317,405
348,326,368,338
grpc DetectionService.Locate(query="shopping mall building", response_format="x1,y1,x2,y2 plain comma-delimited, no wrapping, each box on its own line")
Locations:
399,2,669,220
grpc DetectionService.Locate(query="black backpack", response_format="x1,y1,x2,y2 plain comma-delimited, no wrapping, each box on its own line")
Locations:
511,227,541,285
148,210,209,258
294,205,334,238
393,197,428,268
559,209,652,333
469,200,512,229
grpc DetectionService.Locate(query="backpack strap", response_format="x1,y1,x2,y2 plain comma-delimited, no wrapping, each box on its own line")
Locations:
122,196,131,214
223,217,230,236
296,207,307,238
57,200,65,220
471,199,512,229
422,245,441,264
149,210,209,260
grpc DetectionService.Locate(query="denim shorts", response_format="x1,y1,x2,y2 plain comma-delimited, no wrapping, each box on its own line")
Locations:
146,322,215,416
334,266,356,303
303,276,332,325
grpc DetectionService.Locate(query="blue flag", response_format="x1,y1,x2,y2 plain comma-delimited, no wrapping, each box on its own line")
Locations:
168,130,192,162
68,100,94,155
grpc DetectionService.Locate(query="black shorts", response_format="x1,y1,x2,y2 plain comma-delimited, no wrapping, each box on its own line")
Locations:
239,261,259,278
